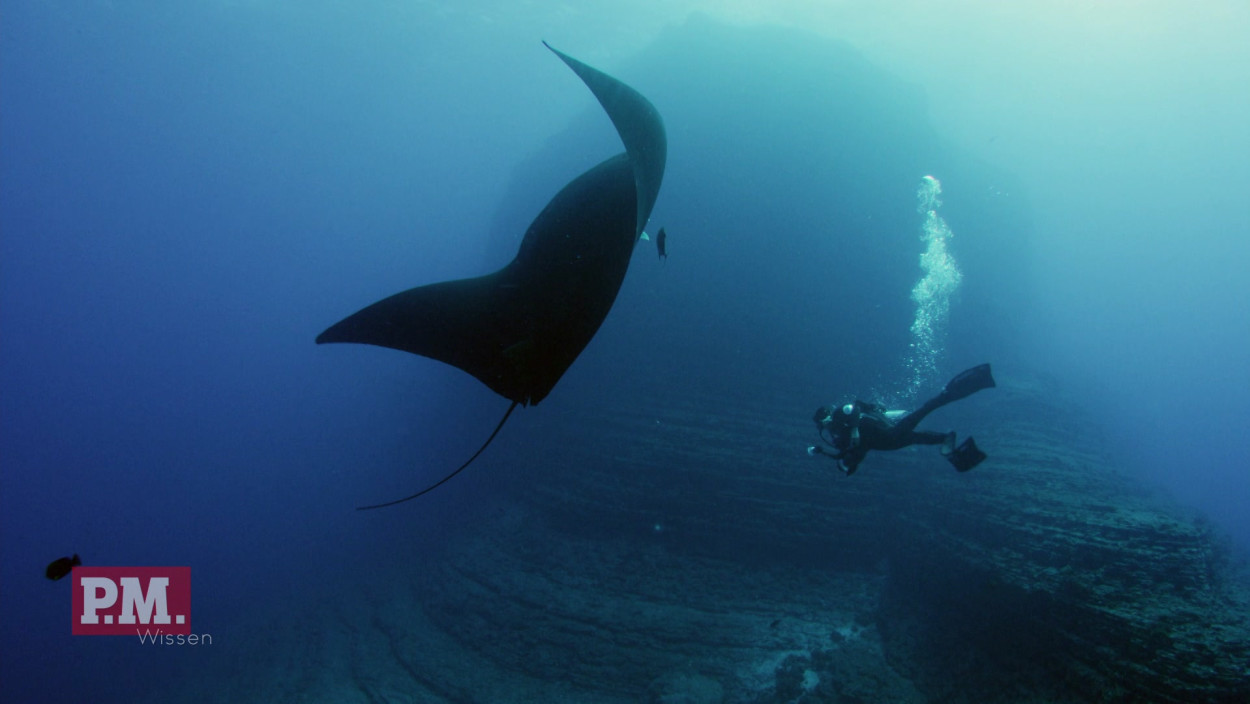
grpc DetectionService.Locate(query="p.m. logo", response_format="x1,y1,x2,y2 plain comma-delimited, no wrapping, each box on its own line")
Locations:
72,567,191,636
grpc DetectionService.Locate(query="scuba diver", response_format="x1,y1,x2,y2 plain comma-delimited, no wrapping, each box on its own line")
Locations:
808,364,995,475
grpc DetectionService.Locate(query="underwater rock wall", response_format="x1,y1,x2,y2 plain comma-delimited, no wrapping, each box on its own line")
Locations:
155,369,1249,703
472,367,1250,703
880,375,1250,702
507,380,911,572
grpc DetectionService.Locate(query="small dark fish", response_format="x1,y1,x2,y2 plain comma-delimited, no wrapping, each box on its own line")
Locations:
656,227,667,260
45,554,81,581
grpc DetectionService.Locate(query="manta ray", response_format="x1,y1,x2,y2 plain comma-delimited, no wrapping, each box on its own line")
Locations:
317,43,666,509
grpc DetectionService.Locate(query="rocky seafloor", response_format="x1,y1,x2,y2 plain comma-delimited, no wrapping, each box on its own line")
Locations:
164,370,1250,703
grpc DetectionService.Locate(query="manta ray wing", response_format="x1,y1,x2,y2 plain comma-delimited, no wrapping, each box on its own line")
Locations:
316,44,666,507
316,153,638,406
318,47,664,405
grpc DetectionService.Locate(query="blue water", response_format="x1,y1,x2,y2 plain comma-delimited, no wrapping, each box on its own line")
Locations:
3,3,1248,702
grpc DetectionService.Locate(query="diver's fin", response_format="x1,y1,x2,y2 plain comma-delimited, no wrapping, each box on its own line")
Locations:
939,363,995,403
946,436,986,472
356,401,520,510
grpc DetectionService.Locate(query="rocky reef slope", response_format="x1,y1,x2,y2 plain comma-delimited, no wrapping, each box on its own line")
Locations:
484,370,1250,703
168,369,1249,703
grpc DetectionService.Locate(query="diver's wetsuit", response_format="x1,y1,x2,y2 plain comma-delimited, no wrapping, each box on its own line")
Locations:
813,364,995,474
824,400,951,473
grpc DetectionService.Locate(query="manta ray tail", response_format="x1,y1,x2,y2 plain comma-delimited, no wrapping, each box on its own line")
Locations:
356,401,520,511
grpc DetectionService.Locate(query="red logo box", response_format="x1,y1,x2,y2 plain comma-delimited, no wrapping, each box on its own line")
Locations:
72,567,191,636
